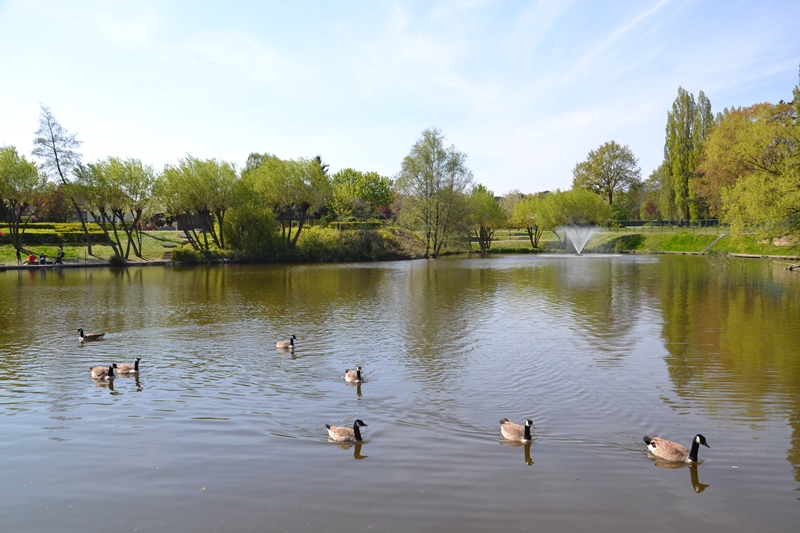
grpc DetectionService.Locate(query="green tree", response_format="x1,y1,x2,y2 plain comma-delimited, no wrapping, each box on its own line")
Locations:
395,128,473,257
0,146,45,260
468,184,506,252
224,176,280,260
157,156,237,251
36,182,73,222
511,194,545,249
498,189,527,220
572,140,641,207
76,157,155,259
663,88,714,220
701,99,799,237
329,168,393,220
32,105,94,253
647,162,675,220
695,103,794,218
539,189,612,247
243,155,331,249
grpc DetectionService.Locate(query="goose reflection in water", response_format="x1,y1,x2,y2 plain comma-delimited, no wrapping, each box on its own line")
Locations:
336,442,368,460
652,460,709,493
500,440,534,466
117,373,144,392
93,379,117,394
345,381,362,398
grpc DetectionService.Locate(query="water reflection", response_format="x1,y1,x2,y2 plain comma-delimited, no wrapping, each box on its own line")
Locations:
116,373,143,392
501,440,534,466
335,442,368,460
344,382,362,398
652,461,709,494
1,257,799,532
93,379,117,394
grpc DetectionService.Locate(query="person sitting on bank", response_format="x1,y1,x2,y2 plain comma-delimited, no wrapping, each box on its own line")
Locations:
55,246,64,264
27,253,37,264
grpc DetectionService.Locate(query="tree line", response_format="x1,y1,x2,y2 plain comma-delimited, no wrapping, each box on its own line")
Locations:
2,68,799,260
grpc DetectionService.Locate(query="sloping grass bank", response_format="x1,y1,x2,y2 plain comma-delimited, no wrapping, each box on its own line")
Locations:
477,229,799,259
0,226,428,265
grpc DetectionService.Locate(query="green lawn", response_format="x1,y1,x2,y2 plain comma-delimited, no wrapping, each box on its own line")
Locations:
0,230,187,265
477,227,799,258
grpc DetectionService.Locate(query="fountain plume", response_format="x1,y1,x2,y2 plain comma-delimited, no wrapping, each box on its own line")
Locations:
559,225,600,255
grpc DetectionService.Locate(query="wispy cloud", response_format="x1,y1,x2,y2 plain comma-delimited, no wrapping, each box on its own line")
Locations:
564,0,671,83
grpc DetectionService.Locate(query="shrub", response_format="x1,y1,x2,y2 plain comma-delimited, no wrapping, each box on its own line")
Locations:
171,248,228,265
108,254,127,266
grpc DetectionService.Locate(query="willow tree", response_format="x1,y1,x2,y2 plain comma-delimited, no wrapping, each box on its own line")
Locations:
395,128,473,257
0,146,45,259
76,157,155,259
157,156,237,251
695,101,799,237
468,184,506,252
511,194,545,249
243,155,331,249
329,168,393,220
538,189,612,248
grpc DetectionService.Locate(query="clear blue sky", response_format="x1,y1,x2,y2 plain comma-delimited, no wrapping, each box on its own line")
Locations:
1,0,798,195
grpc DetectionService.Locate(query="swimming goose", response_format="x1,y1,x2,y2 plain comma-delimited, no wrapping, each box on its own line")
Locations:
326,419,368,442
78,328,106,342
643,434,710,463
116,357,141,374
90,364,117,380
344,366,363,383
276,335,297,349
500,418,534,442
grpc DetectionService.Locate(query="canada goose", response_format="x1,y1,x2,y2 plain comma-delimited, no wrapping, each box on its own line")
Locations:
500,418,534,442
276,335,297,349
78,328,105,342
116,357,141,374
643,434,710,463
90,364,117,380
344,366,363,383
326,419,368,442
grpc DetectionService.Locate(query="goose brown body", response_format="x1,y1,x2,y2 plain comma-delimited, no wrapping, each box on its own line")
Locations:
90,364,117,380
276,335,297,349
326,419,368,442
116,357,141,374
500,418,534,442
643,434,710,462
344,366,363,383
78,328,105,342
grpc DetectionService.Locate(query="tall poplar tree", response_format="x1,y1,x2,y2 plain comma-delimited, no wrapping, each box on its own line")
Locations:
663,87,713,220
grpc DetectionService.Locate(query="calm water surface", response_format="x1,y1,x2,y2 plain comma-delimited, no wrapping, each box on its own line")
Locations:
1,254,799,532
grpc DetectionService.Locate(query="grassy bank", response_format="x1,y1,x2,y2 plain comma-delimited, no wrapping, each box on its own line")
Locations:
476,228,800,259
2,224,798,266
0,225,429,265
0,227,186,265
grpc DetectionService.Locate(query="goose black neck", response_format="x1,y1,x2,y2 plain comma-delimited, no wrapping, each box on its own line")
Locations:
356,369,362,380
523,424,532,441
688,438,701,462
353,423,363,441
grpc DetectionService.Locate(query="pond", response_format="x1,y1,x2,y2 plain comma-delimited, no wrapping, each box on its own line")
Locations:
1,254,799,532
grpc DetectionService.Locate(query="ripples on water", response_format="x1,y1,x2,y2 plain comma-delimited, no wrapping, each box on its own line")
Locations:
1,255,799,532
